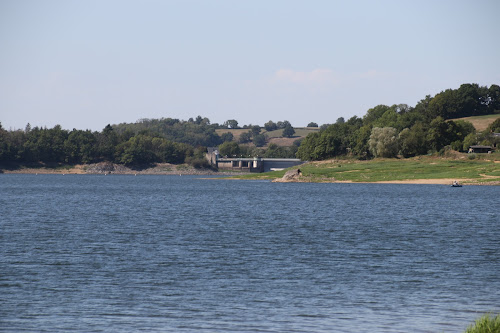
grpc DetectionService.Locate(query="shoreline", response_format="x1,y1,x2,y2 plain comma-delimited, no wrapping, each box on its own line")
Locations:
2,161,499,185
0,162,240,176
271,178,500,185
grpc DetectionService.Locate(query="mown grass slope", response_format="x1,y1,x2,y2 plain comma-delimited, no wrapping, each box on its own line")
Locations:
451,113,500,131
233,153,500,184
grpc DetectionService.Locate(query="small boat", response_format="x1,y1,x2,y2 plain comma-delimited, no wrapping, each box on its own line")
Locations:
451,181,462,187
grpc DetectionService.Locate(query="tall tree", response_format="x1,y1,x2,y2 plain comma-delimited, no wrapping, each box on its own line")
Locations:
368,127,398,158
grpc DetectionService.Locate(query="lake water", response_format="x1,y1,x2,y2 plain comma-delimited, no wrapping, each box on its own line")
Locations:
0,174,499,332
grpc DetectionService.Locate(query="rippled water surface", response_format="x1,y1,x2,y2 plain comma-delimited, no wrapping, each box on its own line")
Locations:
1,174,499,332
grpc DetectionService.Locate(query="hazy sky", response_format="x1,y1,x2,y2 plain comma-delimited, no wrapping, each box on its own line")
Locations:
1,0,499,131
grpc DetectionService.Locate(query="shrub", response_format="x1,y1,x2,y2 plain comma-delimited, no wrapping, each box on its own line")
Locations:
185,156,211,169
464,314,500,333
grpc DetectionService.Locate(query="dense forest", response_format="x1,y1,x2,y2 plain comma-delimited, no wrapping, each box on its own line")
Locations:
1,83,499,167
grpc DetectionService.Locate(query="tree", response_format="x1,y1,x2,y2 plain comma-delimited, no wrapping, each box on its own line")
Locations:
398,122,428,157
462,133,478,152
363,105,390,125
64,129,97,164
253,134,267,147
282,124,295,138
352,125,372,158
264,120,278,131
335,117,345,124
251,125,261,136
220,132,234,142
218,141,240,156
368,127,399,158
0,122,11,162
427,117,452,151
238,131,252,143
307,122,318,127
97,124,119,161
223,119,239,129
277,120,290,129
487,117,500,133
115,135,156,165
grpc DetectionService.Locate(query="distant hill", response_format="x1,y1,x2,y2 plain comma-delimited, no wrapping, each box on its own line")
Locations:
215,127,319,147
450,114,500,131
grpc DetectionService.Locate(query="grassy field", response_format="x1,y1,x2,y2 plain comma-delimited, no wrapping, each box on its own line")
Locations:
233,153,500,184
215,127,319,145
451,114,500,131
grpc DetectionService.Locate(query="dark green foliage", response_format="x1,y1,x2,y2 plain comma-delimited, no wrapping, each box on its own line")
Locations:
277,120,291,129
115,135,157,165
112,117,222,147
488,117,500,132
218,141,241,157
264,120,277,131
251,125,261,136
296,83,498,161
185,147,210,169
363,105,390,125
282,124,295,138
22,125,69,163
238,131,252,143
426,83,500,120
220,132,234,142
398,122,428,157
263,143,297,158
223,119,239,129
253,134,267,147
0,123,12,162
97,124,119,161
297,117,364,160
307,122,318,127
64,129,97,164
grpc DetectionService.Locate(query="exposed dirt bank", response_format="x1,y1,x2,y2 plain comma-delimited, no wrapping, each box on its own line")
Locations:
0,162,238,176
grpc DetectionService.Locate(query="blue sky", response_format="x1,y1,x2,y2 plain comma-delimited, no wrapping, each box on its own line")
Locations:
1,0,499,131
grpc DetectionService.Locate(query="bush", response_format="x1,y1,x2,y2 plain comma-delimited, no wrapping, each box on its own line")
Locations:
464,314,500,333
185,156,211,169
451,140,463,152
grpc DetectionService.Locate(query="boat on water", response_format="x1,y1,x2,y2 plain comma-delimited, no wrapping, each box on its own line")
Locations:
451,181,462,187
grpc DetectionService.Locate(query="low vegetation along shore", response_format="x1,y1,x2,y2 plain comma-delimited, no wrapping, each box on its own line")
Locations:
235,153,500,185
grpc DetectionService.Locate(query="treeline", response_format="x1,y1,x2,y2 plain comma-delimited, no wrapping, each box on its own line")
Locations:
297,83,500,160
1,83,499,166
113,116,222,147
0,116,301,166
113,117,298,148
0,124,206,167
